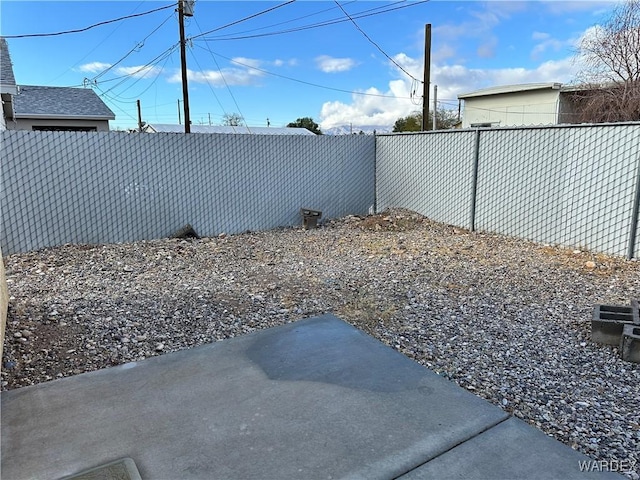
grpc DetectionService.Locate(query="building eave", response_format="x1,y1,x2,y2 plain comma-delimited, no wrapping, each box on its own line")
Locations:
458,83,563,99
0,84,17,95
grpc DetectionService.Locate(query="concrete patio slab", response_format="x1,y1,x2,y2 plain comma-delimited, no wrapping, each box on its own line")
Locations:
1,314,617,479
398,417,624,479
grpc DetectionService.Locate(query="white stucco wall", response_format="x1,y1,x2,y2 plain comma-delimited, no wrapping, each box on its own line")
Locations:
461,89,561,128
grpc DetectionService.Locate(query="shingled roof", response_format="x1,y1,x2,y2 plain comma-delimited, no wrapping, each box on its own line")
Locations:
13,85,115,119
0,37,17,95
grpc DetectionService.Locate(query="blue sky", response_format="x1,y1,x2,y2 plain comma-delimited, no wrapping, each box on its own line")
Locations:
0,0,619,131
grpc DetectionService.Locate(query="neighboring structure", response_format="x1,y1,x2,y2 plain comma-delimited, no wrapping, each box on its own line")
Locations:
142,123,316,135
457,83,581,128
0,38,17,131
1,37,115,132
9,85,115,132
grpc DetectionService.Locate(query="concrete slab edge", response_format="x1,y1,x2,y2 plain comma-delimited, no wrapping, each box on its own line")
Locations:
391,416,512,478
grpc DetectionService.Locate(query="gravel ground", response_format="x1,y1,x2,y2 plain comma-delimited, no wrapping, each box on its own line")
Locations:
2,209,639,478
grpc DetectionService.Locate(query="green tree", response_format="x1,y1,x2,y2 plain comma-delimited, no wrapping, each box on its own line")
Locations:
221,113,245,126
287,117,322,134
392,110,459,132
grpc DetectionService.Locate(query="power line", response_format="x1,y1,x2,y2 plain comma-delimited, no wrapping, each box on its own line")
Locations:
190,0,298,41
48,0,152,82
333,1,420,83
3,4,175,39
189,21,232,125
90,13,175,83
195,47,414,100
195,1,429,42
96,43,179,97
191,18,251,132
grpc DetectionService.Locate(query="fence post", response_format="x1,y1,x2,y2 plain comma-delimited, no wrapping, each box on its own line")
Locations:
627,152,640,259
373,133,378,214
470,129,481,232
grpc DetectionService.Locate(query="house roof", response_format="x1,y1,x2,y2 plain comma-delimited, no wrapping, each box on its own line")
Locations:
458,82,563,99
0,37,17,95
145,123,316,135
13,85,115,120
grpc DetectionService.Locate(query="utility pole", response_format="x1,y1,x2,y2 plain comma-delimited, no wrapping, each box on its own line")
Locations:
178,0,194,133
178,99,181,124
422,23,431,131
432,85,437,131
136,99,143,132
208,113,211,125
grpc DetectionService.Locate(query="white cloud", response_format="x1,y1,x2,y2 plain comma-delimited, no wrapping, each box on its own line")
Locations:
315,55,357,73
78,62,112,73
432,44,456,63
167,57,269,86
232,57,261,70
532,31,551,41
116,65,161,79
168,66,264,86
531,36,566,59
477,37,498,58
540,0,618,15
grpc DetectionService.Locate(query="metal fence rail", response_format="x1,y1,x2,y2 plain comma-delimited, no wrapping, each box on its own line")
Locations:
0,131,375,254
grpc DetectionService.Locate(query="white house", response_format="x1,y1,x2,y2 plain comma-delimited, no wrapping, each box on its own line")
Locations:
457,83,581,128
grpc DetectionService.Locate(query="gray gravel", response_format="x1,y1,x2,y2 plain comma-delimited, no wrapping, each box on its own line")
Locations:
2,209,639,478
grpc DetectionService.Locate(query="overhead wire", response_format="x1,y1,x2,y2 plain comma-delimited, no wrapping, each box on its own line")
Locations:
193,46,415,100
3,4,175,39
90,12,175,83
192,17,251,132
333,1,420,83
190,0,298,41
96,42,179,97
48,0,151,82
194,1,429,42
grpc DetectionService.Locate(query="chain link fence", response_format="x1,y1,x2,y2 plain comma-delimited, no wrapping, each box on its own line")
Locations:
0,131,375,254
2,124,640,257
377,123,640,258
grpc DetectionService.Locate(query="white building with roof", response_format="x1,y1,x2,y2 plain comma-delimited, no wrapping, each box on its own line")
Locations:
457,83,581,128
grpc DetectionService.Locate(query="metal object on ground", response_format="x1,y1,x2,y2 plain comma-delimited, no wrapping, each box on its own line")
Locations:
301,208,322,230
61,458,141,480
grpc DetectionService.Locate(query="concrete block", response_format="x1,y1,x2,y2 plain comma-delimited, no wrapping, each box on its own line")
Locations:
591,304,637,345
620,324,640,363
301,208,322,229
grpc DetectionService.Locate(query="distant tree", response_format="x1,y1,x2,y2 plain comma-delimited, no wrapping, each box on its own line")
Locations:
392,110,458,132
569,0,640,122
221,113,245,126
287,117,323,134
